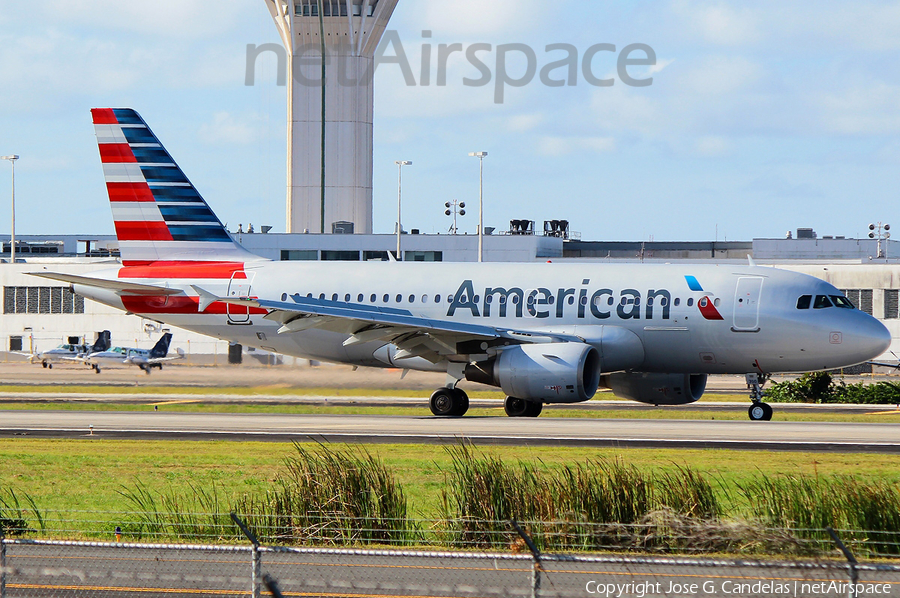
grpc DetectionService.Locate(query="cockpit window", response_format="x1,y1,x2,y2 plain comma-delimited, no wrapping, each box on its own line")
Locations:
796,295,812,309
813,295,833,309
830,295,855,309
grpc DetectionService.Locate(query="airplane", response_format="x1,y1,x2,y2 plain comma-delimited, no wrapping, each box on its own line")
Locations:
29,108,893,420
83,333,183,374
18,331,111,369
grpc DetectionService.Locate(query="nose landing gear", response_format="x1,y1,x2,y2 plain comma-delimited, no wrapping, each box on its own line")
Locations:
746,373,772,421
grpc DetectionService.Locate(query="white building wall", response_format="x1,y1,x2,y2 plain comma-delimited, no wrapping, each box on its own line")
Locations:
1,260,232,363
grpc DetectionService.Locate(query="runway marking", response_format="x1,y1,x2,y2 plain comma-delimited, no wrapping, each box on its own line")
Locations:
148,400,202,406
867,409,900,415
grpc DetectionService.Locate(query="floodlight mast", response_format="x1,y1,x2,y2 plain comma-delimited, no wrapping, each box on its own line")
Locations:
395,160,411,261
265,0,399,235
1,155,18,264
469,152,488,262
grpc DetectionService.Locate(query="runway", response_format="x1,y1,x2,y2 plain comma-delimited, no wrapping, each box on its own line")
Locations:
2,409,899,453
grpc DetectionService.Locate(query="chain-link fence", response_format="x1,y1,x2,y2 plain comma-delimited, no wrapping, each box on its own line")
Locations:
2,521,899,598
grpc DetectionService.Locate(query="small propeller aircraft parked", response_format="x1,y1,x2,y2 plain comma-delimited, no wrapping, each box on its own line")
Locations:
18,331,111,369
83,333,184,374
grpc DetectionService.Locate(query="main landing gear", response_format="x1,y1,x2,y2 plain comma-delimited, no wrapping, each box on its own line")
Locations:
504,397,543,418
429,388,469,417
746,373,772,421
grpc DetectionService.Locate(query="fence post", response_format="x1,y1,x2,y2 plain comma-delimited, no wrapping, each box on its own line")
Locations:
232,513,261,598
827,527,859,598
511,520,542,598
1,527,6,598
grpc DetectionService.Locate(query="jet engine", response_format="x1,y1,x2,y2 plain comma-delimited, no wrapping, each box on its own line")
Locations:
465,342,601,403
604,372,707,406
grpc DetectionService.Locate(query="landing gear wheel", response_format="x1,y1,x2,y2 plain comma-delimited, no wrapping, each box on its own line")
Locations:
430,388,456,416
48,363,52,369
94,366,101,374
524,401,543,418
450,389,469,416
505,397,543,417
42,361,48,369
748,402,773,421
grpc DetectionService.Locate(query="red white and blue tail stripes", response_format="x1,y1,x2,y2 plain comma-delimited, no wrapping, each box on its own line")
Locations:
92,108,259,268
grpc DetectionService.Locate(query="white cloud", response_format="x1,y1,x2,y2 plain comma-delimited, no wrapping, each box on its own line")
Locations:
816,83,900,136
695,136,732,157
681,55,765,96
38,0,249,39
672,1,762,46
539,136,616,156
410,0,548,38
198,112,261,145
507,113,545,132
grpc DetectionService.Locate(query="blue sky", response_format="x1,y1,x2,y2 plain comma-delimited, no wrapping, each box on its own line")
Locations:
1,0,899,242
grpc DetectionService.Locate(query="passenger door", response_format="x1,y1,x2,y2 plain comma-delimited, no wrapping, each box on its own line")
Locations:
732,277,763,332
226,272,255,325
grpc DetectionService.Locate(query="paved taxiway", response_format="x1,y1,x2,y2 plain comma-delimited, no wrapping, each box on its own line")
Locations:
2,409,899,453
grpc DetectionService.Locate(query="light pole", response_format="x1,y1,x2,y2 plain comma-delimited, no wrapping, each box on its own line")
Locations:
869,222,891,259
1,155,18,264
444,200,466,234
468,152,488,262
395,160,412,261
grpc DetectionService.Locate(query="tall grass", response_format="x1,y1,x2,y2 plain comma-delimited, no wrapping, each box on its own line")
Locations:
18,443,898,557
0,487,44,536
118,480,238,542
438,444,725,551
742,474,900,555
233,442,412,546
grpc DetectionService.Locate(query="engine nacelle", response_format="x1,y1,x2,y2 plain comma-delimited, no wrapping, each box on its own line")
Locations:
605,372,708,406
466,342,601,403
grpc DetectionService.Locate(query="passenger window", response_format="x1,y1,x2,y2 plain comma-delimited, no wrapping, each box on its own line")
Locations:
422,294,428,303
396,294,402,303
674,298,680,307
409,294,415,303
434,294,441,303
370,294,376,303
332,294,338,301
318,293,325,300
344,294,351,302
796,295,812,309
814,295,833,309
383,294,390,303
830,295,855,309
357,294,364,302
687,298,694,307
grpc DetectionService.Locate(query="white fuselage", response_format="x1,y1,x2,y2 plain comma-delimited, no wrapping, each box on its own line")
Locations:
72,261,890,377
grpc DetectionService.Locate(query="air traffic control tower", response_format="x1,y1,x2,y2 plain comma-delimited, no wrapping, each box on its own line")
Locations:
265,0,399,234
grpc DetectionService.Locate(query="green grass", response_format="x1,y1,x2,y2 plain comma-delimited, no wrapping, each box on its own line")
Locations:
3,440,899,555
2,439,899,520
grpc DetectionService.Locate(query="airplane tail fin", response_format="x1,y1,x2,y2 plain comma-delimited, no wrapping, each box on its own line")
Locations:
90,330,111,354
150,333,173,359
91,108,263,267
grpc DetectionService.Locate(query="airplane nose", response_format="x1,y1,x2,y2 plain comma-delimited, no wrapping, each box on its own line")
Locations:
855,315,892,361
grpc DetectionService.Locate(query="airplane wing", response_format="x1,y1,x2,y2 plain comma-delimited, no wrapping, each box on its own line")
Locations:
868,361,900,370
192,287,582,364
28,272,184,296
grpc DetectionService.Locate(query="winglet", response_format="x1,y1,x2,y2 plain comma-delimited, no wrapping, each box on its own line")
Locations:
387,251,397,263
191,285,220,312
748,255,757,267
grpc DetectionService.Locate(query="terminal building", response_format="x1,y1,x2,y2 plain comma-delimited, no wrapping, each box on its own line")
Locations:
3,227,900,368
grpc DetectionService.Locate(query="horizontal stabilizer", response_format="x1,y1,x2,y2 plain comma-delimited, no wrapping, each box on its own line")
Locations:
28,272,182,296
